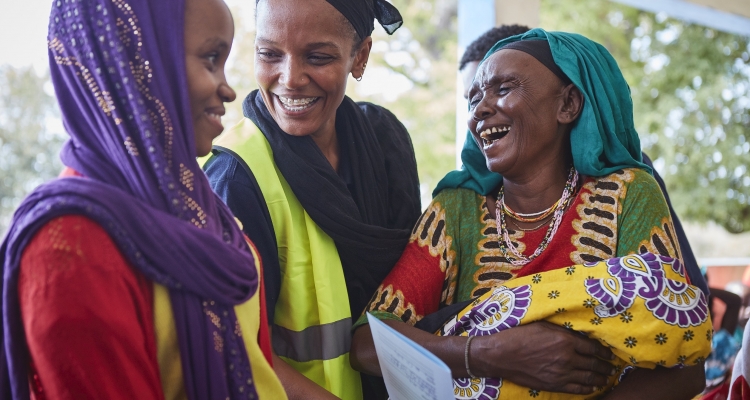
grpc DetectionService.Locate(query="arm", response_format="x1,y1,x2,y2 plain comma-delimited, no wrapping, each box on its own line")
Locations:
642,152,708,295
19,216,163,400
352,319,616,395
712,288,742,334
272,354,339,400
610,169,706,398
603,365,706,400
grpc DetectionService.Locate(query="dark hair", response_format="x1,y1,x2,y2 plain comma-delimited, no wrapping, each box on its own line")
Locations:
459,24,530,70
336,13,365,57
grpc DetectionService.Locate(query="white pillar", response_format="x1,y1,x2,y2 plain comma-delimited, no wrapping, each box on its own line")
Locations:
456,0,496,168
494,0,540,28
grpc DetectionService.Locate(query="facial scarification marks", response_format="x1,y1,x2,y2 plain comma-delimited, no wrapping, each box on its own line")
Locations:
572,170,634,264
473,197,525,298
410,202,458,304
365,285,420,325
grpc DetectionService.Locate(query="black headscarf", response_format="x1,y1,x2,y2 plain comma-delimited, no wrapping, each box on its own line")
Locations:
243,91,421,317
325,0,403,38
255,0,403,38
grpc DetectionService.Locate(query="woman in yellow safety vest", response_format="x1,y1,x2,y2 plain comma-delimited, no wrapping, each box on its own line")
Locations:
203,0,421,399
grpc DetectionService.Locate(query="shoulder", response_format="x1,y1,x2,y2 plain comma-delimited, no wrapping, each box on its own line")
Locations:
432,187,483,208
20,215,143,285
356,102,411,141
599,167,658,187
614,168,664,202
593,168,669,223
23,215,118,261
587,168,662,201
623,167,660,186
356,101,402,124
204,151,253,186
423,188,484,233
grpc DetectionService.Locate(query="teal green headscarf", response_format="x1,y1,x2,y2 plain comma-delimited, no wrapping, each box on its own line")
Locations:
434,28,651,197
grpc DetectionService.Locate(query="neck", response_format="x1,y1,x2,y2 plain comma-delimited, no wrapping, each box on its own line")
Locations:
502,156,573,215
310,125,340,172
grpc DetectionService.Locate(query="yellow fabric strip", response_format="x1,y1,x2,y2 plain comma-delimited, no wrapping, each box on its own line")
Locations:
152,241,287,400
153,284,187,400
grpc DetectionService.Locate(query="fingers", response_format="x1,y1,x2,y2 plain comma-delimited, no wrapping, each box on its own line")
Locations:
566,369,610,388
557,383,598,395
571,353,616,377
572,335,614,361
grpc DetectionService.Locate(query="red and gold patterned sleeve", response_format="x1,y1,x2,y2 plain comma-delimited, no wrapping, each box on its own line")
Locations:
355,199,456,328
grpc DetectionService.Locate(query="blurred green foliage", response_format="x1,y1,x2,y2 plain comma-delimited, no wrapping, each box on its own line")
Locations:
541,0,750,233
348,0,460,196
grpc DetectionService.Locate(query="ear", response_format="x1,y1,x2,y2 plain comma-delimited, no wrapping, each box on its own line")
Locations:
557,84,584,124
351,36,373,79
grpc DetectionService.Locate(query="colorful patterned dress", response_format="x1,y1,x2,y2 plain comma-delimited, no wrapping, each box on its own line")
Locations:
357,168,711,399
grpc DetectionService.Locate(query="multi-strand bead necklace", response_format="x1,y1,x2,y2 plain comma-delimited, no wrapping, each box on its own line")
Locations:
495,167,580,266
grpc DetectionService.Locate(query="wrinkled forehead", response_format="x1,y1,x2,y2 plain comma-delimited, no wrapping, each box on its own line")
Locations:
470,50,524,90
479,50,536,79
471,48,555,91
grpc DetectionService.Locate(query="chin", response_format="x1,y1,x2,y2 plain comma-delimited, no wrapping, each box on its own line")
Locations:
195,144,212,157
276,119,321,138
485,158,509,175
193,132,215,157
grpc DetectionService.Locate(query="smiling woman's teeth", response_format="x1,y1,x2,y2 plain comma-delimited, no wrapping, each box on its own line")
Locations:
206,112,221,123
278,95,317,111
479,126,510,146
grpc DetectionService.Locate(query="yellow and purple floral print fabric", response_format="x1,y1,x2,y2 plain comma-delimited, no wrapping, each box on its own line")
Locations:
438,253,712,400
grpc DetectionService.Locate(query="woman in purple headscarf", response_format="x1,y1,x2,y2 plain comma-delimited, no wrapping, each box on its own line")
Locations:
0,0,286,399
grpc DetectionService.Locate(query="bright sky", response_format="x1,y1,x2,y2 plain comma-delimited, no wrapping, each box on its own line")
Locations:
0,0,251,72
0,0,407,100
0,1,53,72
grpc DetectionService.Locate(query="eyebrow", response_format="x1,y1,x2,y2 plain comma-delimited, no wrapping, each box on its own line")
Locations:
201,37,229,51
468,72,521,99
256,37,340,51
306,41,340,50
479,74,520,89
256,37,277,45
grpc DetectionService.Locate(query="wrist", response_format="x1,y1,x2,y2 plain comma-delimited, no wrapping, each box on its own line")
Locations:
471,331,516,379
464,336,478,378
468,335,494,378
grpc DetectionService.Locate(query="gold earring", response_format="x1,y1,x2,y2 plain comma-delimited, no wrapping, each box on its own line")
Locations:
355,62,367,82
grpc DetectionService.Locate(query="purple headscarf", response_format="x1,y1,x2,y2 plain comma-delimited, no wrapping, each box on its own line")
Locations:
0,0,259,399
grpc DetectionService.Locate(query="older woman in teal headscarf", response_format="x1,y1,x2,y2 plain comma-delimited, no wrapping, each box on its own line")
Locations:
350,29,710,399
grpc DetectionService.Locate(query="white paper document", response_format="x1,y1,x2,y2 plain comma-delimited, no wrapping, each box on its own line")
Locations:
367,313,455,400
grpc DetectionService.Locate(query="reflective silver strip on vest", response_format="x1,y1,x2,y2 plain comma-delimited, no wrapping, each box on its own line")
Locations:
272,318,352,362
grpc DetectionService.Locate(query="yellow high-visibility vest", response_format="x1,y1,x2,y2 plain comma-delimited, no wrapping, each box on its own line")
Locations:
210,118,363,400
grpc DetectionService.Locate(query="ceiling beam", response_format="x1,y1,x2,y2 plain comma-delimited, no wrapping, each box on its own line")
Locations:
610,0,750,37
